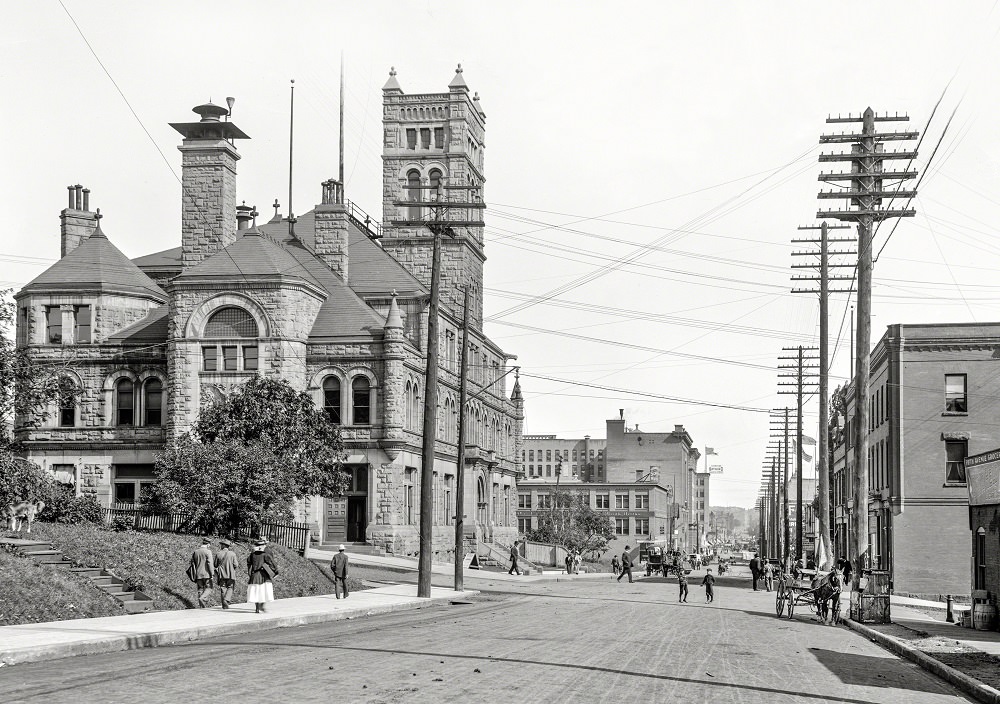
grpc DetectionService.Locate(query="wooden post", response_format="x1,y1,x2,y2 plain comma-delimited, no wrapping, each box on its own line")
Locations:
454,286,470,591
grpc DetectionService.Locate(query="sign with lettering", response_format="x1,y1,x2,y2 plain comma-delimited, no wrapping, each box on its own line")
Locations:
708,465,724,474
966,447,1000,506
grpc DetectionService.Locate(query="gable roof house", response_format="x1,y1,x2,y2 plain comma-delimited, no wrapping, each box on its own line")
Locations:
15,66,524,556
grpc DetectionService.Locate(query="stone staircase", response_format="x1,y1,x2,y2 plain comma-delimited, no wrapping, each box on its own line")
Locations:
3,538,154,614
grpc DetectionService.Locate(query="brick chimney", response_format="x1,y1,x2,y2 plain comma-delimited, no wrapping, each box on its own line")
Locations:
60,184,98,257
169,102,249,269
314,179,349,280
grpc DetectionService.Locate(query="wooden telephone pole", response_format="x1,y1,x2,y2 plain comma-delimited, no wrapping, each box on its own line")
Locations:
791,222,855,569
399,179,486,598
454,286,470,592
778,346,819,563
818,108,917,574
768,408,797,567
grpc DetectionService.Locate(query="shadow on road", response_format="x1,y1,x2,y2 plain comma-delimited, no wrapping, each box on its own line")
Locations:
191,640,884,704
809,648,938,692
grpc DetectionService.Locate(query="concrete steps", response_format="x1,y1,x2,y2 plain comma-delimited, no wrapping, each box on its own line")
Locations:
1,537,154,614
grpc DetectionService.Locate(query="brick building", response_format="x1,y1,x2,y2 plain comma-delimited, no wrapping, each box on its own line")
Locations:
14,66,523,559
519,412,702,553
965,448,1000,610
830,322,1000,597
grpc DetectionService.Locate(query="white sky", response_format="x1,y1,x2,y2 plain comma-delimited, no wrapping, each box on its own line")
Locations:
4,1,999,508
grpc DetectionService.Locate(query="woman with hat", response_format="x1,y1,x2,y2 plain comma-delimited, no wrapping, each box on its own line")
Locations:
247,539,279,613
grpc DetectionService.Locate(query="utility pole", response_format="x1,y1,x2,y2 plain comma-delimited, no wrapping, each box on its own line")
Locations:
778,347,819,563
768,408,797,568
454,286,470,592
792,222,855,569
395,174,485,599
818,108,917,574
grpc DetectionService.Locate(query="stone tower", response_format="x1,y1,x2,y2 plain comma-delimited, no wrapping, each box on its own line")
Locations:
379,65,487,329
169,102,249,269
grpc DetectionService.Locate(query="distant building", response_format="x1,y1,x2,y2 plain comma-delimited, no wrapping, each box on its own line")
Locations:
519,412,703,553
831,322,1000,597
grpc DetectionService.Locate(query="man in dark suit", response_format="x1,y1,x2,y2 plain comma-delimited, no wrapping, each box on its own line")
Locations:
215,539,239,609
617,546,633,583
331,544,350,598
508,540,522,576
188,537,215,607
749,553,763,591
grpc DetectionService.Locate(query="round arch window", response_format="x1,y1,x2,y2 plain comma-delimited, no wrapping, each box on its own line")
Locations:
205,307,258,338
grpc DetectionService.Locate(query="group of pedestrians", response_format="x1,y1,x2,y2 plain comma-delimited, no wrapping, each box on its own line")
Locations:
187,537,278,612
564,550,583,575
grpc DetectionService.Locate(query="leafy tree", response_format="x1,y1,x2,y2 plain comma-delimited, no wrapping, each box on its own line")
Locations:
0,454,51,509
152,376,347,534
525,490,615,558
0,289,78,453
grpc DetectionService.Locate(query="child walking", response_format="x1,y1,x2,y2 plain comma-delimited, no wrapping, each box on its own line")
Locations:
701,567,715,603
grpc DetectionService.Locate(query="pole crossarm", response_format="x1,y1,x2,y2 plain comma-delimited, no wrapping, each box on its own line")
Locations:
825,113,910,123
819,131,918,143
817,189,916,199
818,150,917,162
818,170,917,182
816,208,916,220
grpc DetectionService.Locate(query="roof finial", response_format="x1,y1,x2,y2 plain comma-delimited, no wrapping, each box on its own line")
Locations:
389,66,396,77
273,199,280,218
95,208,102,220
456,63,463,74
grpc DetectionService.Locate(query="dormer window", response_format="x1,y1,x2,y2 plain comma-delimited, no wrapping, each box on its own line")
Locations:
202,307,258,372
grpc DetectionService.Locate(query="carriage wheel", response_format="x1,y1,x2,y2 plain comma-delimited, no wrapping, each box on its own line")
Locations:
775,590,786,617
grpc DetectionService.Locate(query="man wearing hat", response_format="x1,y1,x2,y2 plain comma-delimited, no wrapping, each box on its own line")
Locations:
330,544,349,599
215,539,239,609
187,537,216,607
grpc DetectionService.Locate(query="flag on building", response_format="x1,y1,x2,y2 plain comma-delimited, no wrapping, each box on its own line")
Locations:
802,435,817,446
705,447,717,455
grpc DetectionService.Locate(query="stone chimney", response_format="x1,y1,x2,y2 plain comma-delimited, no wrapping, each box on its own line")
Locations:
60,184,98,257
314,179,349,280
169,102,249,269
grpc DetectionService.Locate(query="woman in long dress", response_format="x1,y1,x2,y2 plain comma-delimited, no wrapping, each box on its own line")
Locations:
247,539,278,613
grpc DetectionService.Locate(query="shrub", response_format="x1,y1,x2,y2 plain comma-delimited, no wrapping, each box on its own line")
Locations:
110,515,135,532
41,483,105,525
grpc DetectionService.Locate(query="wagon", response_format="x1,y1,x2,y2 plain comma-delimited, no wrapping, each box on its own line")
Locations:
774,570,842,624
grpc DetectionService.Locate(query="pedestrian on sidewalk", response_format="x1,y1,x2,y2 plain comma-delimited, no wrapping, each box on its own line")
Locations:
565,551,573,575
617,546,633,583
215,539,239,609
611,555,621,576
677,568,689,602
508,540,522,576
331,544,350,598
186,537,215,608
573,552,582,575
701,568,715,603
749,553,763,591
763,560,775,592
247,538,278,613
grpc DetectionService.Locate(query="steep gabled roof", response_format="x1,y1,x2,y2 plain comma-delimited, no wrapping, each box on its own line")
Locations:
21,224,166,301
133,246,181,270
171,226,323,289
258,210,426,297
106,305,169,344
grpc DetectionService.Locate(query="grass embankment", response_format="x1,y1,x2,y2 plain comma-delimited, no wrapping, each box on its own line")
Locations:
0,547,123,626
26,523,366,611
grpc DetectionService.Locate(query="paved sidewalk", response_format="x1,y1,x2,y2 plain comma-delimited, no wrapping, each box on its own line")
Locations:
306,546,611,583
893,603,1000,656
0,584,477,667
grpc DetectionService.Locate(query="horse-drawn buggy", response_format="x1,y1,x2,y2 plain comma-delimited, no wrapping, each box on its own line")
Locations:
774,568,843,624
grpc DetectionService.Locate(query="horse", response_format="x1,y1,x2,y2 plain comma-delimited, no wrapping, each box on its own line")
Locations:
811,568,843,624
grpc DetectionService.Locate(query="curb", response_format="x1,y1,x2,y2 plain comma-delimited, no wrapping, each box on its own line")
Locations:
845,618,1000,704
0,591,475,667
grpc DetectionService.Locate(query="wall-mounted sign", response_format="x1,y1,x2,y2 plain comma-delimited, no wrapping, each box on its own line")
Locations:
709,465,724,474
966,447,1000,506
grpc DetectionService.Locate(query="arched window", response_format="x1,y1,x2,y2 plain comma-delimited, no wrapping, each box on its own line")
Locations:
323,377,341,424
429,169,443,201
58,378,77,427
352,377,371,425
205,307,258,337
143,378,163,426
203,307,258,372
116,379,135,426
407,170,422,220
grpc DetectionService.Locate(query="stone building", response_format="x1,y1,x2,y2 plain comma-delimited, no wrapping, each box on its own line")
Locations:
830,322,1000,597
14,66,523,559
518,412,701,553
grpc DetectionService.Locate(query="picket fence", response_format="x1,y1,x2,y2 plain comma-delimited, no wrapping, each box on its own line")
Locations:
104,503,312,552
